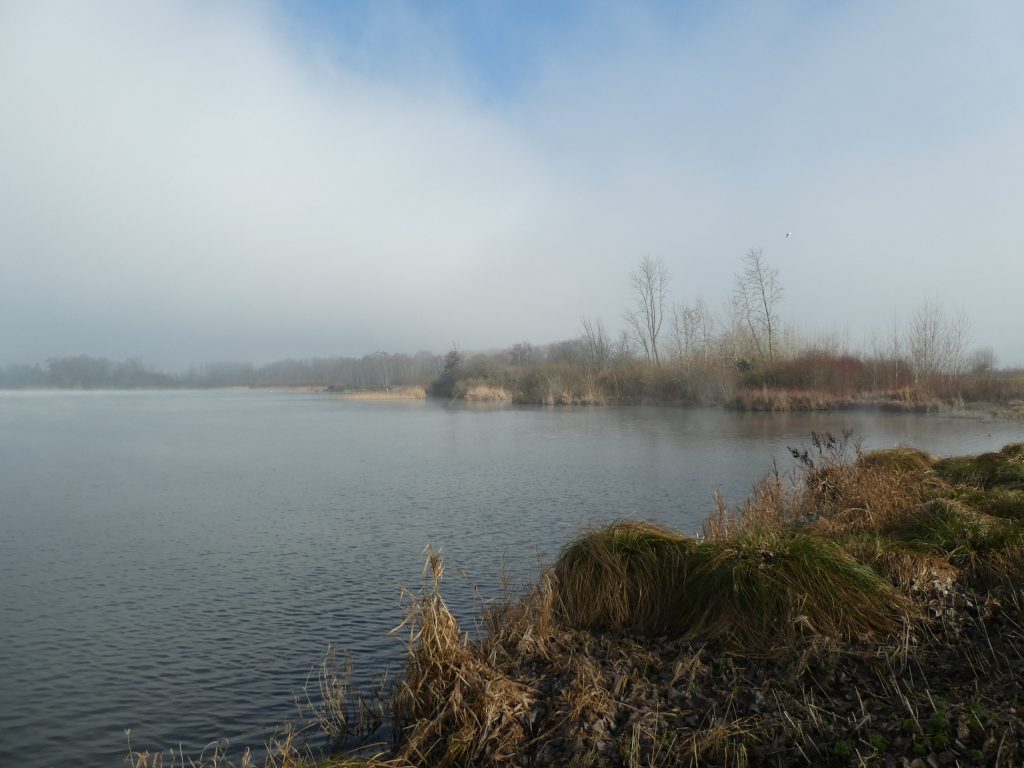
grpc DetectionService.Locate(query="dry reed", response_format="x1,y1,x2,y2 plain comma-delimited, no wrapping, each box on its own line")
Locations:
390,549,536,767
337,387,426,401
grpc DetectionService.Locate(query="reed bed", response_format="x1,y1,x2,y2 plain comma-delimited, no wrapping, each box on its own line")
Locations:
337,387,427,401
459,382,513,401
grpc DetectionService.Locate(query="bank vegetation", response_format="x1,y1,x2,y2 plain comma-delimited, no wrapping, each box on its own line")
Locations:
4,251,1023,414
128,436,1024,767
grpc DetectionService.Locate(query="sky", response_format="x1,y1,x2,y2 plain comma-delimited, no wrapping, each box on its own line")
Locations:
2,0,1023,370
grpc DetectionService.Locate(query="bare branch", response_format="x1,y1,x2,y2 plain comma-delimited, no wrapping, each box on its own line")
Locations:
625,256,669,365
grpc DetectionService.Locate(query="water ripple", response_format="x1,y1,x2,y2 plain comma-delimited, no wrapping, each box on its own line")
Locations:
1,392,1020,766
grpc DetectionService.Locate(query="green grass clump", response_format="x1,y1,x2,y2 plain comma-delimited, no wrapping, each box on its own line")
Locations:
934,448,1024,489
1001,443,1024,460
956,488,1024,520
553,521,694,635
856,447,935,473
994,461,1024,488
934,454,996,487
888,499,1024,585
840,534,958,590
553,523,909,652
681,532,911,649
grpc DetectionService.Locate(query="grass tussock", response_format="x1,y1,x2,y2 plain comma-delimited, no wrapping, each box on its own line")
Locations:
554,523,911,651
885,499,1024,586
553,521,694,635
855,446,936,473
800,447,944,538
935,449,1024,489
956,487,1024,519
838,534,958,591
551,434,1024,652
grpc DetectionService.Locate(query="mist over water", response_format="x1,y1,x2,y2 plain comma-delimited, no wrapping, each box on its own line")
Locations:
3,4,1023,767
1,390,1020,766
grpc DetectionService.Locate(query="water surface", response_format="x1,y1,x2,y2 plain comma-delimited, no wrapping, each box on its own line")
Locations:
0,391,1019,766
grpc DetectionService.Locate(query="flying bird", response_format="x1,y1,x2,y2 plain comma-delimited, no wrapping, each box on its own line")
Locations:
785,232,792,238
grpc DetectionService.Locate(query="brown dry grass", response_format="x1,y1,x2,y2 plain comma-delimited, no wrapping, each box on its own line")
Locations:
124,728,405,768
337,387,427,401
390,549,536,767
459,383,513,401
730,388,848,412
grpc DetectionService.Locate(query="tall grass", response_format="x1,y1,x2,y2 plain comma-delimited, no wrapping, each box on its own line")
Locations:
389,550,535,767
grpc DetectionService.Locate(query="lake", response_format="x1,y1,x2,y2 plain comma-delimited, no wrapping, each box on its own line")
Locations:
0,390,1019,767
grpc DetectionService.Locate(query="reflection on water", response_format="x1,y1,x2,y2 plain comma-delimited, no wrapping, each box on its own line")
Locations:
0,391,1019,766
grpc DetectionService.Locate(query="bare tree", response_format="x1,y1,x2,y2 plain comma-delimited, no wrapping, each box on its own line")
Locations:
509,341,534,366
721,295,754,365
968,346,997,375
670,299,715,370
945,307,971,378
625,256,670,365
908,301,972,384
579,316,611,373
908,301,943,384
614,329,636,364
694,297,716,369
890,318,904,388
670,302,699,367
733,248,783,364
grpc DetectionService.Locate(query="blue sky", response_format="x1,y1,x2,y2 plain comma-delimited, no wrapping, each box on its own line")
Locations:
2,0,1023,367
278,0,596,100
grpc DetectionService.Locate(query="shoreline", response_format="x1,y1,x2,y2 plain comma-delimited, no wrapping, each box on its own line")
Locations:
3,384,1022,421
128,439,1024,767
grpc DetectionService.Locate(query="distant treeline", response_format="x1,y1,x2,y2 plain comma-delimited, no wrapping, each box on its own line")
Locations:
5,251,1024,407
428,343,1024,409
3,343,1022,410
422,252,1024,408
0,352,443,391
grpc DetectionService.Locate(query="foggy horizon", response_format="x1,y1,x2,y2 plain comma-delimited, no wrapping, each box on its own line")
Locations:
4,1,1024,370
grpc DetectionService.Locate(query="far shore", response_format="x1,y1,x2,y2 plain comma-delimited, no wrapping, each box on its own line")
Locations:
3,384,1022,419
332,385,427,400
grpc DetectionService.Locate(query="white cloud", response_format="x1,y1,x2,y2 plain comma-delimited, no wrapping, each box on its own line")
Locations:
2,0,1023,367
